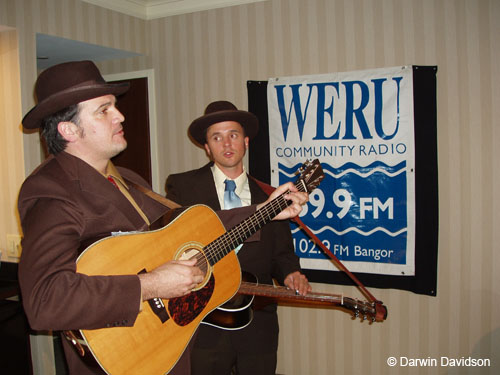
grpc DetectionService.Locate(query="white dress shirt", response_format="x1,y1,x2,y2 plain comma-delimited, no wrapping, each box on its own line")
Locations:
211,164,251,209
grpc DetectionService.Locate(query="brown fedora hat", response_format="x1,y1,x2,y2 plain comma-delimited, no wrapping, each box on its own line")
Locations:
188,101,259,146
22,60,130,129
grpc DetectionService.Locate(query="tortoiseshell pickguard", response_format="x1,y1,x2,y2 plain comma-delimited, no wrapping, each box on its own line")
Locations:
167,275,215,326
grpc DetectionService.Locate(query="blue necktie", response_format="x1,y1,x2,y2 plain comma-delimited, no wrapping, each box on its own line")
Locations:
224,179,243,253
224,179,242,209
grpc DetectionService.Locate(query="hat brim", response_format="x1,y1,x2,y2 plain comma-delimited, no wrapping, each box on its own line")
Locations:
188,110,259,146
22,82,130,129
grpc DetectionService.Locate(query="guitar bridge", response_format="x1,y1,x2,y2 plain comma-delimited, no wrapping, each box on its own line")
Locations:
148,297,170,323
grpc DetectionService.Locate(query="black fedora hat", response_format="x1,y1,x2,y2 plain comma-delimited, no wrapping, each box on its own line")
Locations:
22,60,129,129
188,101,259,146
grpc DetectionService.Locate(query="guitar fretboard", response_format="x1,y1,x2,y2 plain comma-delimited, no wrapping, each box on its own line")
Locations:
238,282,378,317
203,179,306,266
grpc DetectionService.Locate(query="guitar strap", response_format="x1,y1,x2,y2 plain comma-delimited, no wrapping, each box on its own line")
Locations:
250,176,386,321
125,179,182,209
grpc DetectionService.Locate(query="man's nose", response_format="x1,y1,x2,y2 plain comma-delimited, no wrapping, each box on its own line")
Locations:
114,108,125,123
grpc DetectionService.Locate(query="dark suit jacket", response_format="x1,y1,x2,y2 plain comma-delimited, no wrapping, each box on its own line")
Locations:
18,152,257,375
166,163,301,357
166,162,301,287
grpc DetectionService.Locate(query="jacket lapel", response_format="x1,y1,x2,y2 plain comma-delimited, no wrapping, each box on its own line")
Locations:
248,175,268,204
57,152,149,231
197,163,222,210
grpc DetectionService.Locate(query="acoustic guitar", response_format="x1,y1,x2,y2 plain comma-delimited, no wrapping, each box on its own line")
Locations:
75,159,324,374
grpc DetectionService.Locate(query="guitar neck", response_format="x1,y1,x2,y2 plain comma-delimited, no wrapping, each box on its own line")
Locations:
239,282,344,305
204,180,306,266
238,282,379,318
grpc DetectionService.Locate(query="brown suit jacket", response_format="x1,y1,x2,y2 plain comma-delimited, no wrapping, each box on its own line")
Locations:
18,152,257,374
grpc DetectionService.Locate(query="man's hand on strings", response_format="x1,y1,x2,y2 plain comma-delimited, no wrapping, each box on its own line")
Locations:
139,258,204,300
284,271,312,296
257,182,309,221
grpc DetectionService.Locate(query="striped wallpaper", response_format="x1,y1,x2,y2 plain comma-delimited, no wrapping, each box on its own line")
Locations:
0,28,24,259
1,0,499,374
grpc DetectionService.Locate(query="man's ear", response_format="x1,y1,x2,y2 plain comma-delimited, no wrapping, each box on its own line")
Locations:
245,137,249,149
57,122,80,142
204,143,212,157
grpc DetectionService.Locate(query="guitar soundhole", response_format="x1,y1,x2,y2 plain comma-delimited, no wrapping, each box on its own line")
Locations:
168,275,215,326
176,243,211,290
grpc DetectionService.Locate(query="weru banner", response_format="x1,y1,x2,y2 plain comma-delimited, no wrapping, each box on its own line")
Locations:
268,66,415,276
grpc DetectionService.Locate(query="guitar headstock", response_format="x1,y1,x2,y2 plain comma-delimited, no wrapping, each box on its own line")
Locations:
296,159,324,193
342,297,388,323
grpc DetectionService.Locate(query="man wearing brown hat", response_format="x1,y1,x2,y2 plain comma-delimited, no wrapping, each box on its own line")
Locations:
17,62,308,375
166,101,311,375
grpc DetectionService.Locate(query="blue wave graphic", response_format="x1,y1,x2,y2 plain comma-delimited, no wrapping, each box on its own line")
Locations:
278,161,407,178
291,225,407,237
278,162,305,177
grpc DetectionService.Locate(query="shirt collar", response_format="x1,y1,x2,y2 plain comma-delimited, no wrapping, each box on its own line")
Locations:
104,161,128,188
211,163,247,196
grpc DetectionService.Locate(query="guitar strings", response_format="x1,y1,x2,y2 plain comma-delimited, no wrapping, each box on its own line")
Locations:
237,283,377,316
189,164,322,274
205,192,292,262
195,192,289,267
206,161,321,265
200,180,307,266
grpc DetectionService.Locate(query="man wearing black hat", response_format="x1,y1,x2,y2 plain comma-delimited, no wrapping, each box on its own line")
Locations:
166,101,311,375
17,62,308,375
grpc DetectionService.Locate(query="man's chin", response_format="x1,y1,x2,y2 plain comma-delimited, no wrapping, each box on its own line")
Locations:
111,142,127,158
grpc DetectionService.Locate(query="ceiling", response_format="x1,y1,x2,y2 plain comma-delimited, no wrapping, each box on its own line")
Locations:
36,33,142,70
36,0,268,69
81,0,268,20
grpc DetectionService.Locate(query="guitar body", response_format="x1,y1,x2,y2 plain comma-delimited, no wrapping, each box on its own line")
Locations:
202,272,257,330
76,205,241,374
201,300,253,330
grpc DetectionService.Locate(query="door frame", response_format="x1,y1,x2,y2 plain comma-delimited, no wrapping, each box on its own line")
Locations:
104,69,160,192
